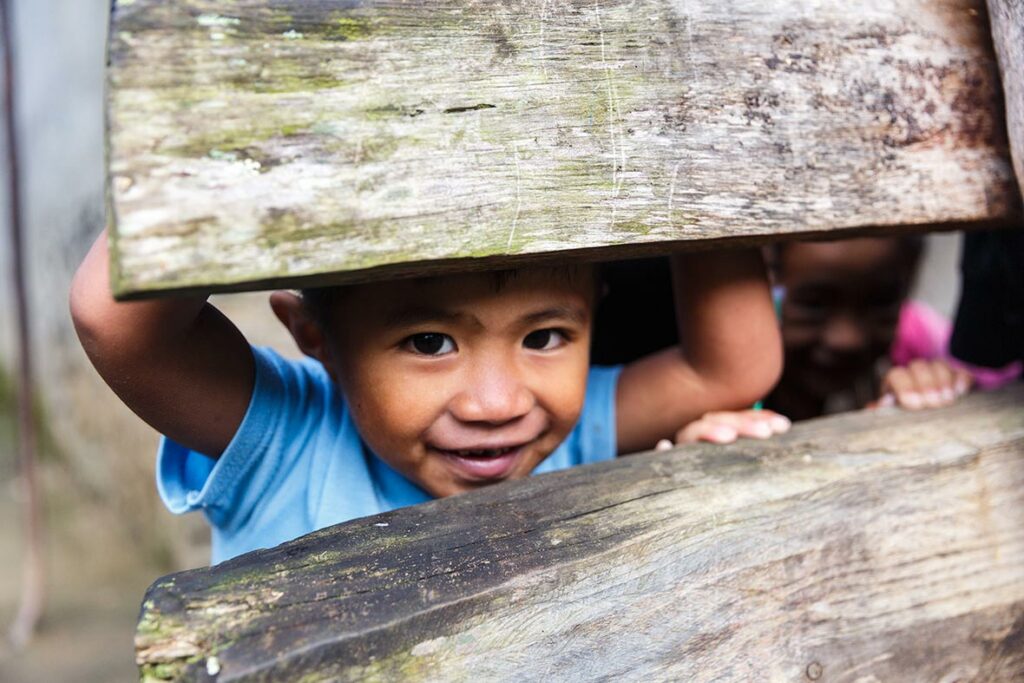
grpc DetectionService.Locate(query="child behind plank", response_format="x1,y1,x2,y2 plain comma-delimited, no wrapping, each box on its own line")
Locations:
71,231,781,563
593,236,1021,445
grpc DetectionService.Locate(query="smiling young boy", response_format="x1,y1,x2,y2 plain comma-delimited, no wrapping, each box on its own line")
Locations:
71,230,781,563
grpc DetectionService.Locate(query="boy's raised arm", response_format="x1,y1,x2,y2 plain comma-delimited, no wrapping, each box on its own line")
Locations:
69,229,254,457
615,249,783,454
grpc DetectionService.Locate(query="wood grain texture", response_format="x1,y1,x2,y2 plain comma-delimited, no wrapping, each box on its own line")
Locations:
135,385,1024,682
107,0,1020,298
987,0,1024,197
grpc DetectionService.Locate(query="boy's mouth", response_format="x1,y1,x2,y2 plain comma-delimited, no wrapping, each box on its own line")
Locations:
442,446,518,458
429,443,530,482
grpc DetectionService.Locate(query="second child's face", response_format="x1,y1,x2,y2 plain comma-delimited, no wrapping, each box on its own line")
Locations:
325,268,593,498
777,238,912,400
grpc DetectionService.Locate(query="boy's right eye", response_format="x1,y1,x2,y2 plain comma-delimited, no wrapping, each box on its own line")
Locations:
404,333,456,356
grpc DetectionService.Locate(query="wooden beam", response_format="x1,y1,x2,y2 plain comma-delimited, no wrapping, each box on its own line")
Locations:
135,385,1024,681
107,0,1020,298
987,0,1024,197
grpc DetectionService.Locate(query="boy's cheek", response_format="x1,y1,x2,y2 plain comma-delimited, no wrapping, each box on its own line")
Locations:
538,354,589,413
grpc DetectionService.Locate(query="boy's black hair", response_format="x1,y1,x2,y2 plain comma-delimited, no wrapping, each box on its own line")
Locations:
300,286,343,330
301,264,597,330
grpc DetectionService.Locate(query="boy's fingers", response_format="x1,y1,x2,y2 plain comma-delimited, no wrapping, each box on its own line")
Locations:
700,411,745,428
734,410,790,439
767,412,792,434
706,424,739,443
676,410,788,444
676,418,738,444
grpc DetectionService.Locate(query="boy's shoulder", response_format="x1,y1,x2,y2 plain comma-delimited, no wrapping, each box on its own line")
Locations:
252,345,335,398
157,345,386,559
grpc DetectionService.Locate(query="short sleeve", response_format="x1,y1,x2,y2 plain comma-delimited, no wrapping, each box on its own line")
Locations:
575,365,622,464
156,346,331,532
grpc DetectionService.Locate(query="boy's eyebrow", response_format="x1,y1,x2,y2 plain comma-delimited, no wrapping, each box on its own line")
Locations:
382,305,475,329
381,304,589,329
520,305,589,327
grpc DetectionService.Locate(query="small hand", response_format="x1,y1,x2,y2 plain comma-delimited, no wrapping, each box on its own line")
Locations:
876,359,972,410
656,409,791,450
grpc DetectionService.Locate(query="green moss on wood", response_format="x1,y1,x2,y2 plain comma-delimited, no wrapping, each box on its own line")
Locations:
325,15,376,42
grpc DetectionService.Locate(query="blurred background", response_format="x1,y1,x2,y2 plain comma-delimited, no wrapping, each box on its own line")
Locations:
0,1,963,680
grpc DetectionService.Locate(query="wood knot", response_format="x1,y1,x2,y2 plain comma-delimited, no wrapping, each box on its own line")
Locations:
806,661,823,680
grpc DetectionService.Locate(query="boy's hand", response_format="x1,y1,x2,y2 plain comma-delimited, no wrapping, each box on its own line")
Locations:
615,249,783,454
656,409,791,449
875,359,972,410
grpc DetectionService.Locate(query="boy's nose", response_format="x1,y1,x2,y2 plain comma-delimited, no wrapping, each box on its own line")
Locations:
448,360,535,425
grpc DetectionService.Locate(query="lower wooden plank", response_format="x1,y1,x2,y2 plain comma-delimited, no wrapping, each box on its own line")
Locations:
136,385,1024,681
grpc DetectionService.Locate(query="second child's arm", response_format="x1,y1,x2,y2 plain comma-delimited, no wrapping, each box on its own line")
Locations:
69,229,254,457
615,249,783,453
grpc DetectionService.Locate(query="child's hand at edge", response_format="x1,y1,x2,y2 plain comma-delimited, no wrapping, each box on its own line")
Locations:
655,409,791,450
873,359,972,410
69,228,255,458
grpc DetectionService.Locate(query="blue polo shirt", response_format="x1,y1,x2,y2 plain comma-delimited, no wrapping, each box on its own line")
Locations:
157,346,621,564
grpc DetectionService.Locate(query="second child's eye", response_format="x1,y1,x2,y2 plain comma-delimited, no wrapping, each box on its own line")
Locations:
523,329,566,351
406,333,456,356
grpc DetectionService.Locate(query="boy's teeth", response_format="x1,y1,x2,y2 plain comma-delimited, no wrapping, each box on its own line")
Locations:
452,447,514,458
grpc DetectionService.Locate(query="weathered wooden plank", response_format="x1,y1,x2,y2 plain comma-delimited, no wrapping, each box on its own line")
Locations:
987,0,1024,197
135,385,1024,682
107,0,1019,298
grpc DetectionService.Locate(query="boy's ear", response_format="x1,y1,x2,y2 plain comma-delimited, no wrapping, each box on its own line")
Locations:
269,291,338,381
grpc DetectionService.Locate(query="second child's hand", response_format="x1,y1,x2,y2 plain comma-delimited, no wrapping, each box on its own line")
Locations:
872,359,971,410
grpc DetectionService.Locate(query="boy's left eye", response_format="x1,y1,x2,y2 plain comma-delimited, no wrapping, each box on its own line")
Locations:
405,333,456,356
523,329,567,351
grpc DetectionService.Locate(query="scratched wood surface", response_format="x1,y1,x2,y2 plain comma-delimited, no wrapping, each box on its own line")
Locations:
135,385,1024,682
987,0,1024,197
107,0,1019,298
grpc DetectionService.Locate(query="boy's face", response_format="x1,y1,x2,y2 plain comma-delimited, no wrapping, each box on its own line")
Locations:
777,238,912,400
323,267,594,498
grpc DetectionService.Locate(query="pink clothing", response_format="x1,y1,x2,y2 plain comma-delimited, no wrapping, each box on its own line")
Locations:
891,301,1021,390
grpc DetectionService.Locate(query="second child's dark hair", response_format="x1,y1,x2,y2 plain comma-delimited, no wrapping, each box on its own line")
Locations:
766,234,925,277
